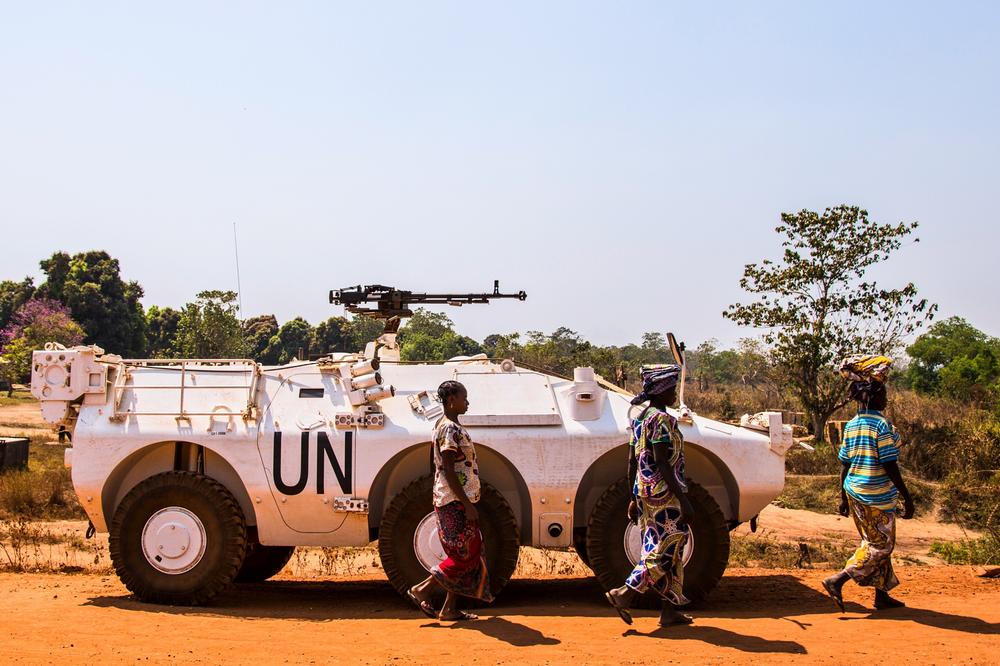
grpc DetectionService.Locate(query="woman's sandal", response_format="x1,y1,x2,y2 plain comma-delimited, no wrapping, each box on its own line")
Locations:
604,592,633,625
406,590,437,619
658,613,694,627
438,610,478,621
822,578,845,613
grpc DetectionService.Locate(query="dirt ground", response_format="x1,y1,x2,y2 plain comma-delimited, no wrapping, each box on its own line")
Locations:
1,567,998,665
733,504,980,563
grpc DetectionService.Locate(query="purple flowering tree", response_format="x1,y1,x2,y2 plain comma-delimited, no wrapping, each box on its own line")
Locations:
0,298,85,389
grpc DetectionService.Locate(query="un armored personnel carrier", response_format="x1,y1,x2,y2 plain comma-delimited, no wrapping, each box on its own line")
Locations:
31,283,795,605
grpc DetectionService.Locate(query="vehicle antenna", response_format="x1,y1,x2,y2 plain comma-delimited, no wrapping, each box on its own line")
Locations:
233,221,244,320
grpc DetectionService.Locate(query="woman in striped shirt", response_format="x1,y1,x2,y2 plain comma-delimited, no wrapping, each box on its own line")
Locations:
823,355,914,612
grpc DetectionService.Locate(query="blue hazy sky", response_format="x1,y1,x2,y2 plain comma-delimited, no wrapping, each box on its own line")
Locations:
2,2,997,348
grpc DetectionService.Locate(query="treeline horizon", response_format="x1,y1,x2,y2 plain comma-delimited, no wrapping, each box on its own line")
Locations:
3,249,998,416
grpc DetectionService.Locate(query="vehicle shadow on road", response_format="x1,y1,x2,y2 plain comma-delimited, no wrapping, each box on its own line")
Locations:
622,625,807,654
839,607,1000,635
419,616,561,647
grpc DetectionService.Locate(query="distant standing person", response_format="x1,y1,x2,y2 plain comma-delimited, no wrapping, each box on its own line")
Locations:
823,355,914,612
407,380,493,621
605,364,695,627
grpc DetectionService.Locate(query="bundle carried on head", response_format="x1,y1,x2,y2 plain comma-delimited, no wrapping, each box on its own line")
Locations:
630,363,681,405
839,354,893,405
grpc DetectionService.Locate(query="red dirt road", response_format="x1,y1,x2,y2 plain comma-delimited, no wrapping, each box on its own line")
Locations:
2,567,998,665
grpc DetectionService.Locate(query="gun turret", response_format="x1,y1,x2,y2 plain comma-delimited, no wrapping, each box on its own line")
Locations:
330,280,527,320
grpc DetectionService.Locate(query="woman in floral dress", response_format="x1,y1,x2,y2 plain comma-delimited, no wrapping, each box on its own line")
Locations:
606,364,695,627
407,380,492,621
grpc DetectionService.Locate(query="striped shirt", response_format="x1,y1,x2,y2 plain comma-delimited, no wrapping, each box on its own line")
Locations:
838,410,901,511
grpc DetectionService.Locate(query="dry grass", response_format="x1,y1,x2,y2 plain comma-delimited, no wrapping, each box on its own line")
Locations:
0,517,108,573
729,532,854,568
0,437,82,521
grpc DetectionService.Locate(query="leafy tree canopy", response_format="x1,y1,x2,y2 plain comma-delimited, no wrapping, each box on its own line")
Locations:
145,306,181,358
905,317,1000,405
36,251,147,356
724,205,935,441
0,278,36,331
260,317,314,365
242,314,279,361
175,290,245,359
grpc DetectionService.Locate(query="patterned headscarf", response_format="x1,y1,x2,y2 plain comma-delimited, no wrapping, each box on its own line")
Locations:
630,364,682,405
840,354,893,406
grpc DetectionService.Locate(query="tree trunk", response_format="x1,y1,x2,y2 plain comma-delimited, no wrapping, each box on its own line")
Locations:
810,411,828,445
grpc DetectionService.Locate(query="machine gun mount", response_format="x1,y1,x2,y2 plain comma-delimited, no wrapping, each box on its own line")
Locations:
330,280,527,320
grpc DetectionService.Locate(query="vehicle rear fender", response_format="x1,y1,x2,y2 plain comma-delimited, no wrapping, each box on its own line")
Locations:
367,442,531,543
101,441,259,529
573,443,740,528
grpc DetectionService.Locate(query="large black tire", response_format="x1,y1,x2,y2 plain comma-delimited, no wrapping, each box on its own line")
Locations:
109,471,247,605
378,475,520,603
235,531,295,583
573,528,590,567
585,478,730,606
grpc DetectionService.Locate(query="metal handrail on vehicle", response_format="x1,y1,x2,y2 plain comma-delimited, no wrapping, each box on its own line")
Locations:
107,358,262,421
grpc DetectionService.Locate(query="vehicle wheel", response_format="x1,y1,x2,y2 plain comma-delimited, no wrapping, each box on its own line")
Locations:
585,477,729,606
235,531,295,582
109,471,247,605
378,475,520,603
573,528,590,567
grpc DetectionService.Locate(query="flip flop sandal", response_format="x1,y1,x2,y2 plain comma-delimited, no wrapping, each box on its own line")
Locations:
822,579,845,613
605,592,633,625
406,590,437,619
439,610,478,621
659,613,694,627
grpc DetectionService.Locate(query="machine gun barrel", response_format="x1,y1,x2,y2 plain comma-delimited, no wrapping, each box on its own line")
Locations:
330,280,526,319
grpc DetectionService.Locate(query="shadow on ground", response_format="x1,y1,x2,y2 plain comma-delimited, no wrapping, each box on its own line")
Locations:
83,573,999,640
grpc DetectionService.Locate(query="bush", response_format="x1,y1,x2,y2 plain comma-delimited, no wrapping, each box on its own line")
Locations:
889,390,1000,482
930,530,1000,565
938,472,1000,529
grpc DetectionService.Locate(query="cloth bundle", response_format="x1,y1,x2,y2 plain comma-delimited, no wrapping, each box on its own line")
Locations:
839,354,894,383
840,354,893,405
630,363,682,405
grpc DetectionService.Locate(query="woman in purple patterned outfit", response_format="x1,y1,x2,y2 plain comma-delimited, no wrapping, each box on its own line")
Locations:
605,364,695,627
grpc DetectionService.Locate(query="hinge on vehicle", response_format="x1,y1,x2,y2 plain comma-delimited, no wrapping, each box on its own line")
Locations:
407,390,443,420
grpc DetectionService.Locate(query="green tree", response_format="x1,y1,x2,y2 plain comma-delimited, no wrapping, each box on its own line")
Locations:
399,310,482,361
342,316,386,352
905,317,1000,405
724,206,935,442
260,317,314,364
175,290,245,358
243,314,279,361
36,251,147,356
399,308,454,340
482,332,522,359
0,278,36,330
311,316,349,354
145,306,181,357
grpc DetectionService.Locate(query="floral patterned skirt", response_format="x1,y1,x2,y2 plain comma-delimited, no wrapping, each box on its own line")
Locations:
431,500,494,602
844,496,899,591
625,493,690,605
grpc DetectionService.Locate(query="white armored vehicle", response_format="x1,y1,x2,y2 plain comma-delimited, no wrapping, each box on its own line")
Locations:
31,284,795,605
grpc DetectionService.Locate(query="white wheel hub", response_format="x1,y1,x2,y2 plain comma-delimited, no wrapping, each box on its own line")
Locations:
625,522,694,568
141,507,207,574
413,512,447,572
